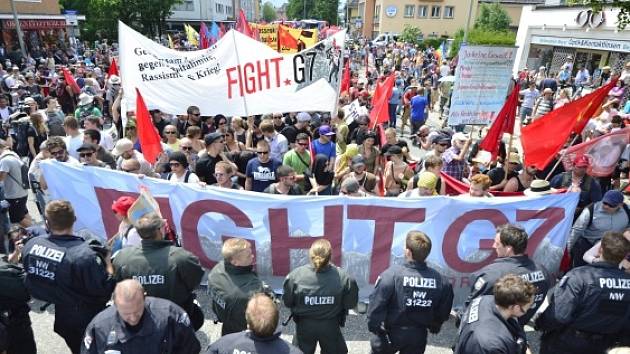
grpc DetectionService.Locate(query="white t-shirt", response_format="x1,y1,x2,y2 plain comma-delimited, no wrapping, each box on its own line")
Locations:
169,171,200,184
65,133,85,159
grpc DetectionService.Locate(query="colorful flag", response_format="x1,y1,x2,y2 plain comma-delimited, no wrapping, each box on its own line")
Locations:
434,42,445,62
521,78,618,169
135,88,163,164
167,34,174,49
561,128,630,177
340,60,351,94
368,74,396,129
219,23,226,38
185,24,199,47
61,67,81,94
108,58,119,77
278,25,298,50
236,9,254,38
209,22,220,44
199,22,210,49
478,87,519,160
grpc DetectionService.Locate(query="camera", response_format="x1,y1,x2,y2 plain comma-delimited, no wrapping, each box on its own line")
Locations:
0,200,9,213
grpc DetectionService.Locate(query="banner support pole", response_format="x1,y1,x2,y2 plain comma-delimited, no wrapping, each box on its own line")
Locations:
544,134,579,181
502,133,513,183
231,30,251,118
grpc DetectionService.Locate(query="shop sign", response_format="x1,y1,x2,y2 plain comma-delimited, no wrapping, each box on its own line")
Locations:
575,9,605,28
531,35,630,53
3,19,67,30
385,6,397,17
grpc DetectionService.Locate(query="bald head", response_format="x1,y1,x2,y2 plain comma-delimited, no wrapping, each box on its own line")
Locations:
120,158,141,174
114,280,146,326
245,293,278,337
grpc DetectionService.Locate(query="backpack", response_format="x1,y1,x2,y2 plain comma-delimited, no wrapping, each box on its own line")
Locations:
586,202,630,228
166,170,191,183
0,152,30,189
46,112,66,137
11,120,31,158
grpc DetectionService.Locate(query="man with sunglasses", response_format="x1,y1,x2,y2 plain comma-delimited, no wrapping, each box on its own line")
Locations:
177,105,208,137
569,190,630,268
282,133,311,190
39,137,80,191
196,132,235,185
77,143,109,168
246,140,282,192
83,129,116,169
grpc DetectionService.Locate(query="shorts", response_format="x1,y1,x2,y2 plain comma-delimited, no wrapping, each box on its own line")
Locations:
520,106,533,119
7,197,28,223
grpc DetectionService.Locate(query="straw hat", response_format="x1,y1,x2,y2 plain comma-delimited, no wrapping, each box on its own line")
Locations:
524,179,557,196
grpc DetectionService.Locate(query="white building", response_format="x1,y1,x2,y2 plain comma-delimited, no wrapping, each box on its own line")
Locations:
514,2,630,82
168,0,235,25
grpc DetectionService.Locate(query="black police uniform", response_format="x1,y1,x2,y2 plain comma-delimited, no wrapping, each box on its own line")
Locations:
536,262,630,354
22,234,114,354
205,330,303,354
81,296,201,354
113,239,205,330
207,260,267,335
465,255,553,325
283,263,359,354
454,295,528,354
0,258,36,354
367,260,454,354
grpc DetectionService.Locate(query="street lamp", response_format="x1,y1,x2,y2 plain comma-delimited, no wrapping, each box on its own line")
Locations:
9,0,27,59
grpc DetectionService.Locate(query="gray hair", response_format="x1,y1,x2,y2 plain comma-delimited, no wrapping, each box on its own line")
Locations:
134,212,164,239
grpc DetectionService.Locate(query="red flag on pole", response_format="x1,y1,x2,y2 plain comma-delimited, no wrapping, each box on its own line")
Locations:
561,128,630,177
236,9,254,38
61,67,81,95
340,60,351,94
199,22,210,49
521,78,617,169
369,74,395,129
478,87,519,160
278,25,298,50
135,88,163,164
108,58,119,77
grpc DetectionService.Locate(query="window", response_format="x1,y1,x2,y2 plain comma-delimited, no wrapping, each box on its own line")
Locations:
417,5,427,18
404,5,415,18
431,5,441,18
226,6,233,16
216,3,224,13
374,5,380,20
173,0,194,11
444,6,454,18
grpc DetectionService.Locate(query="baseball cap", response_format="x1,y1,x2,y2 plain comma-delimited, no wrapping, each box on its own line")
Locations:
319,125,335,136
351,155,365,167
112,196,136,216
204,132,223,145
385,145,403,156
77,142,97,152
297,112,311,122
508,152,521,164
602,190,624,207
573,155,590,168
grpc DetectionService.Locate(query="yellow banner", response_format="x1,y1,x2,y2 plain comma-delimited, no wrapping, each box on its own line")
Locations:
253,24,278,50
279,26,318,54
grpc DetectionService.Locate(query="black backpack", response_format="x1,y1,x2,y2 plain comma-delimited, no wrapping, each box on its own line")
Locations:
12,121,31,158
166,170,191,183
0,152,30,189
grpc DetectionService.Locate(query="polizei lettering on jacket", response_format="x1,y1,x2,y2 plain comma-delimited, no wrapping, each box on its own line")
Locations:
132,274,165,285
599,278,630,290
402,276,436,288
304,296,335,305
520,271,545,283
28,244,65,262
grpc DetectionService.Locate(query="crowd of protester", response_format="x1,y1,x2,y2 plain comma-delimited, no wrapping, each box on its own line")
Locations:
0,31,629,354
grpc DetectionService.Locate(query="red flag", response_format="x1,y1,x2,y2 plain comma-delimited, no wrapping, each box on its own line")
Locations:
61,67,80,95
521,78,618,169
199,22,210,49
376,123,387,149
561,128,630,177
135,88,163,164
440,172,525,197
478,87,519,160
278,25,298,50
219,23,226,38
369,74,395,129
108,58,119,77
340,60,351,94
308,136,315,166
236,9,254,38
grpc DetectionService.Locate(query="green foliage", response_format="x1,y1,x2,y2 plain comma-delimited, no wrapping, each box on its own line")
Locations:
262,2,277,22
474,3,511,32
400,25,422,45
569,0,630,29
59,0,182,41
450,28,515,58
286,0,338,24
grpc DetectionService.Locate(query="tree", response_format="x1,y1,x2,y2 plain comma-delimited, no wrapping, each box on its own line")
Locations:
574,0,630,29
262,2,277,22
474,3,511,32
449,28,516,58
313,0,339,25
286,0,315,20
400,25,422,46
286,0,338,24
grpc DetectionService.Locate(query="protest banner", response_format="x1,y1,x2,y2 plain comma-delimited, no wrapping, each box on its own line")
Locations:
281,27,318,53
41,161,578,305
119,21,345,116
252,23,278,50
448,46,517,126
343,99,367,124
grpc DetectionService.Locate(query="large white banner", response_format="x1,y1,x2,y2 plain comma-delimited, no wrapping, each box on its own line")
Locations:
119,21,345,116
448,45,517,126
42,161,578,304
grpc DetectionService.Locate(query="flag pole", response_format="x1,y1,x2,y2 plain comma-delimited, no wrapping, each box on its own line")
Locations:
502,133,513,183
544,134,580,181
231,30,250,118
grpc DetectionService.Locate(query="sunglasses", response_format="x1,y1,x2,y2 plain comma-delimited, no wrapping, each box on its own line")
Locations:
181,146,193,151
257,151,269,155
164,131,177,134
438,143,449,146
603,202,618,208
50,149,65,156
219,121,226,125
122,168,138,173
79,152,93,158
297,142,309,147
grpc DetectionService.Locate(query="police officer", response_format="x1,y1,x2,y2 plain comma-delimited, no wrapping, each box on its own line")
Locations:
22,200,115,354
206,293,302,354
465,224,553,325
367,230,453,354
283,239,358,354
82,279,201,354
0,256,36,354
455,274,535,354
536,231,630,354
207,238,268,336
113,212,205,330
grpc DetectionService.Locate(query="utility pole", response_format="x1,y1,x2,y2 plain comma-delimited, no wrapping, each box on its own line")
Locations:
463,0,474,45
303,0,306,19
9,0,27,59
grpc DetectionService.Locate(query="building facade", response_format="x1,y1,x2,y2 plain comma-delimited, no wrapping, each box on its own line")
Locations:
514,3,630,80
1,0,85,52
169,0,235,26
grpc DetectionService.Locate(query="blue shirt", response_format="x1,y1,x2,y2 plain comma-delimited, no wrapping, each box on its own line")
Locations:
389,86,402,105
246,158,282,192
410,95,428,122
312,139,336,160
